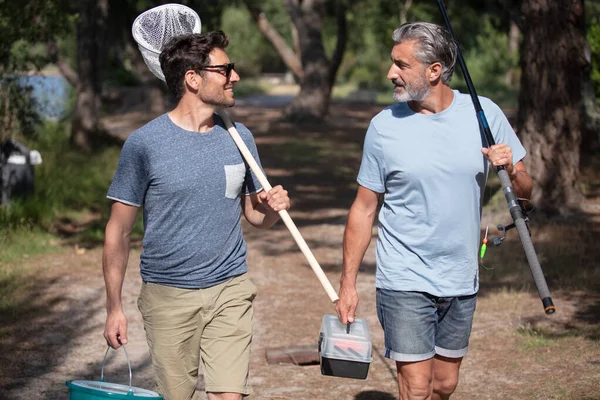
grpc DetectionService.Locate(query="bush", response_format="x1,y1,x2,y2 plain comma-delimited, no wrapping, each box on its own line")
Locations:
0,121,123,238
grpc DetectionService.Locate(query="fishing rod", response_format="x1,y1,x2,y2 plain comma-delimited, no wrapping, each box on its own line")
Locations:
435,0,555,315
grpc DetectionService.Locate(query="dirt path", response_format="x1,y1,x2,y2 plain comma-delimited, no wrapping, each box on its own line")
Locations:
2,214,599,400
1,103,599,399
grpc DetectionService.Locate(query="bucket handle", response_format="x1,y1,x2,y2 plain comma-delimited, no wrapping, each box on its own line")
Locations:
99,345,133,393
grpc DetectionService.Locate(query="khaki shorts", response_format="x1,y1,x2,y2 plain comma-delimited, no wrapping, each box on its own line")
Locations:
137,274,257,400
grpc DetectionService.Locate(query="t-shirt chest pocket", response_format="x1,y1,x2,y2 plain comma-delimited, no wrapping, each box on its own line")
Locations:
224,163,246,199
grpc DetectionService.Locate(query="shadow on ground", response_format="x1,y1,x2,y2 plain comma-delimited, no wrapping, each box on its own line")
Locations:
0,267,153,399
354,390,396,400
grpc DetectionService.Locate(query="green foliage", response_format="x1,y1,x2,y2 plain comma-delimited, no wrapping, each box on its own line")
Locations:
0,118,147,256
336,0,517,103
0,120,121,236
220,6,267,77
0,76,41,142
104,65,141,87
341,29,390,91
336,1,397,91
0,0,73,141
588,23,600,103
220,0,290,75
451,18,519,109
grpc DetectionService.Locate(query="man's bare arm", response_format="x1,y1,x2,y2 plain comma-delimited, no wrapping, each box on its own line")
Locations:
103,201,138,349
336,186,381,324
241,185,290,229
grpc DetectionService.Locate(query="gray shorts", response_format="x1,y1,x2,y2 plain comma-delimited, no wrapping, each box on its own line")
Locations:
376,289,477,362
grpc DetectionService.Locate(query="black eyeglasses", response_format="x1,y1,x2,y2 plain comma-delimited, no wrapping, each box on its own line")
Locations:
191,63,235,79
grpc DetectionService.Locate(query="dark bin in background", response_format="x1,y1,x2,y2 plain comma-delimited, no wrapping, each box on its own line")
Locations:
0,139,42,205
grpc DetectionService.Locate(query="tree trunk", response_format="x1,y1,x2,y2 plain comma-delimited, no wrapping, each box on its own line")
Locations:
517,0,586,215
284,0,346,122
504,21,520,86
71,0,108,151
243,0,347,123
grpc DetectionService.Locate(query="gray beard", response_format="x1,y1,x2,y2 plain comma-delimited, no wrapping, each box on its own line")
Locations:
392,81,431,103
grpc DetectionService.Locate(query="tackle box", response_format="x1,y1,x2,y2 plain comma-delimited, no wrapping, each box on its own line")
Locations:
318,314,372,379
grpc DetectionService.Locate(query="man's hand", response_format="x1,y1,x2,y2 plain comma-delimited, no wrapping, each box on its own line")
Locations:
258,185,290,213
482,144,514,174
104,309,128,349
336,281,359,325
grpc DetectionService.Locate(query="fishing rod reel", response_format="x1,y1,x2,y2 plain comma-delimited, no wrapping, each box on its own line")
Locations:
489,199,534,247
480,199,534,262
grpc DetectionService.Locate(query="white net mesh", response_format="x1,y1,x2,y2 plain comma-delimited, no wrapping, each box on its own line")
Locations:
132,4,202,81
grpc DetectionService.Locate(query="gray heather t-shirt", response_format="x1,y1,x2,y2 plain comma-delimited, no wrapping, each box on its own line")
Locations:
358,90,526,297
107,113,263,289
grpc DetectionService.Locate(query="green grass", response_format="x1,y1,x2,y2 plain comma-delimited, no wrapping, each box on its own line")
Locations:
0,120,138,254
0,228,65,317
516,324,557,351
0,228,60,264
0,267,27,320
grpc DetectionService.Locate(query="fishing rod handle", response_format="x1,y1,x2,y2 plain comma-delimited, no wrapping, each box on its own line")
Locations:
498,170,555,314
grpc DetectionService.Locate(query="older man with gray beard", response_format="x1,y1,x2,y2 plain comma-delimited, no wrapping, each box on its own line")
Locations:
336,22,533,400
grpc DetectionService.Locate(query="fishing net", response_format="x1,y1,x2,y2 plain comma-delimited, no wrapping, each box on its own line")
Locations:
132,4,202,81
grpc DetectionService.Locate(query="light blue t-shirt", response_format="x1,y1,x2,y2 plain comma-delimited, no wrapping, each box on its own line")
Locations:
107,113,263,289
358,90,526,296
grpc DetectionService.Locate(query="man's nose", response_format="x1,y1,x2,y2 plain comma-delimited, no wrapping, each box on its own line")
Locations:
387,65,398,81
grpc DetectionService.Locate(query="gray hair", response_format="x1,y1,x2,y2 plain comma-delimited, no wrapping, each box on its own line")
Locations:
391,22,458,84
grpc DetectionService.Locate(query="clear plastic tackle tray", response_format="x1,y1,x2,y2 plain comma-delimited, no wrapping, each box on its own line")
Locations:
318,314,372,379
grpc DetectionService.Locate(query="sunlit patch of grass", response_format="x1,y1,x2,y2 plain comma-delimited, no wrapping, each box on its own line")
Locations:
516,324,557,351
0,228,61,264
0,237,64,321
0,229,62,319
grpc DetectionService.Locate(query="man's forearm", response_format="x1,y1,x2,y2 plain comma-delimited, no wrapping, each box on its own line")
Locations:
341,207,376,288
509,168,533,199
246,205,280,229
103,227,131,313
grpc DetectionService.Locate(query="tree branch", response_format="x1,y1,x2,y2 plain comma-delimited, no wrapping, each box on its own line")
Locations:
400,0,413,25
243,0,303,81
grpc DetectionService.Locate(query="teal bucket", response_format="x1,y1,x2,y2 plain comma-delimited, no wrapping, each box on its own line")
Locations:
66,346,163,399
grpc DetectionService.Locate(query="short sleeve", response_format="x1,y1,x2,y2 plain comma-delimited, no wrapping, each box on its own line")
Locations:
107,134,149,207
483,98,526,165
357,122,386,193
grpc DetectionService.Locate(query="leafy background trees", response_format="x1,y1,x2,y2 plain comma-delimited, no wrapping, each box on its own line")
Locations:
0,0,599,236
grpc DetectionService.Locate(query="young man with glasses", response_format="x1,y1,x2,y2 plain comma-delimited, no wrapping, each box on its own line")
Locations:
102,31,290,400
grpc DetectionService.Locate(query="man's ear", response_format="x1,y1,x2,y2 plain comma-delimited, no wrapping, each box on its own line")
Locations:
428,62,443,82
184,69,201,90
